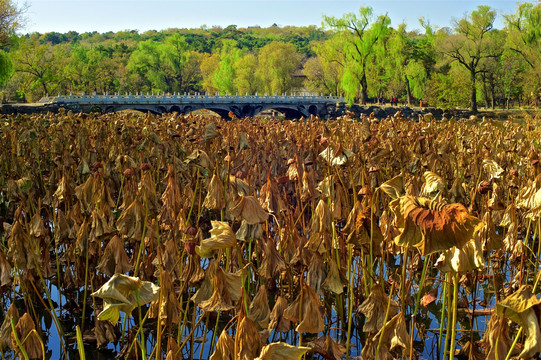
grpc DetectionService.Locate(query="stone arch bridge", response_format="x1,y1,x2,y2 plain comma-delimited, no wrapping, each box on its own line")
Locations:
40,93,344,118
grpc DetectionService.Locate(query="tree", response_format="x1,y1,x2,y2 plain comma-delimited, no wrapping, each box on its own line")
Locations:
505,2,541,106
256,41,302,94
0,0,24,88
304,38,344,95
234,53,261,94
323,7,390,104
438,5,503,112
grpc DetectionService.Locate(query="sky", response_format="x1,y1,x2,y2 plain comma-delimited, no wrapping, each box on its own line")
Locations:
22,0,519,34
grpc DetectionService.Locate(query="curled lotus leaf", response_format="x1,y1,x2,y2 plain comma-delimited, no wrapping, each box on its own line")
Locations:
196,221,237,258
91,273,160,324
390,196,484,256
496,285,541,359
256,342,311,360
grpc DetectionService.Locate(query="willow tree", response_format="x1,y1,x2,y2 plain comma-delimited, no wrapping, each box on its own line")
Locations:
438,5,503,112
323,7,390,104
0,0,25,87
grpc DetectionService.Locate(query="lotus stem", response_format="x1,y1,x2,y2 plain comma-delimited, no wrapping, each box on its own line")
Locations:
505,326,522,360
438,273,448,355
449,272,459,360
410,254,430,359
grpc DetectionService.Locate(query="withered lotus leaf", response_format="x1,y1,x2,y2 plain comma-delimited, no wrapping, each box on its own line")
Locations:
358,285,399,333
421,171,445,198
0,304,18,350
301,166,317,202
203,173,226,210
268,296,291,333
322,258,346,295
307,252,326,295
185,149,212,172
236,220,263,241
435,237,484,273
0,249,12,286
236,311,263,360
379,174,405,200
74,174,96,213
149,270,181,326
96,235,133,276
255,342,311,360
196,221,237,258
361,312,410,359
248,285,271,330
7,220,38,271
390,196,484,256
153,239,182,280
199,267,234,312
224,265,247,302
258,237,286,279
259,175,285,214
309,335,347,360
483,159,504,181
482,314,512,360
209,330,234,360
91,273,160,323
179,252,205,285
116,198,147,241
204,121,220,141
166,337,182,360
496,285,541,358
11,313,43,360
229,196,268,225
283,284,325,334
516,174,541,212
94,320,118,347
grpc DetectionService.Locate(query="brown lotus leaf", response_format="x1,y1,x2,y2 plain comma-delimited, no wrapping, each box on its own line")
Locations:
258,237,286,279
421,171,445,198
259,174,285,214
256,342,310,360
116,198,147,241
379,174,405,200
52,174,74,208
236,311,263,360
159,164,183,223
482,314,512,360
153,239,182,280
199,267,234,312
348,204,383,250
322,258,346,295
7,220,38,271
309,335,347,360
74,174,96,213
165,337,182,360
269,296,291,333
225,265,247,302
307,252,326,295
358,285,399,333
488,183,505,211
197,221,237,258
301,166,318,202
318,146,353,166
96,235,133,276
479,211,504,252
228,175,251,198
94,320,118,347
390,196,484,256
286,161,300,181
420,288,438,307
11,313,43,359
456,341,485,360
317,176,348,220
0,304,19,350
90,204,115,240
119,175,138,210
204,173,226,210
180,252,205,285
91,273,160,323
363,312,410,359
236,220,263,241
185,149,212,172
496,285,541,358
138,170,159,214
75,217,90,256
229,196,268,225
516,174,541,211
238,132,250,150
191,272,213,305
149,270,181,326
29,212,48,239
209,330,235,360
248,285,271,330
435,236,484,273
0,249,12,286
483,159,504,181
204,121,220,141
283,284,324,334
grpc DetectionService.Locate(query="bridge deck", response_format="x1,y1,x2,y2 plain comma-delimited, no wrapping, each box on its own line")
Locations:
40,93,344,105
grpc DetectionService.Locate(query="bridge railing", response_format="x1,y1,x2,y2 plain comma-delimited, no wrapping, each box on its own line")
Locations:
41,93,345,104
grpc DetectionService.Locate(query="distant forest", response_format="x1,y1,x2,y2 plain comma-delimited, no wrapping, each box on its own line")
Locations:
1,3,541,111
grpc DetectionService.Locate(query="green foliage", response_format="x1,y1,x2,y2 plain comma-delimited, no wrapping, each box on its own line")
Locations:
0,50,12,85
256,41,301,94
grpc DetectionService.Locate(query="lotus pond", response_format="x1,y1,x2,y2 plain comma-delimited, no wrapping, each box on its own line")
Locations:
0,110,541,360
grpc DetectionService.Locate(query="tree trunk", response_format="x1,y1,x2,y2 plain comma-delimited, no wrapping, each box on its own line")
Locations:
405,74,413,106
360,72,368,105
470,70,478,113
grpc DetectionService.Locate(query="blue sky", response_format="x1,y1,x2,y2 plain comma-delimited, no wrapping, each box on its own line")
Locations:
23,0,519,34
